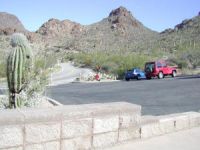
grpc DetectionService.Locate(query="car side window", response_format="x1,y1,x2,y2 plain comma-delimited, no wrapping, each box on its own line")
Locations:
162,63,167,67
157,62,162,68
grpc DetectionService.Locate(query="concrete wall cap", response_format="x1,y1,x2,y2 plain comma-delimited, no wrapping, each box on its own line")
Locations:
0,102,141,124
18,107,62,123
0,109,24,125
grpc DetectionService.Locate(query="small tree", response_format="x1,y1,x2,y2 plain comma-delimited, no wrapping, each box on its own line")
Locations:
7,33,33,108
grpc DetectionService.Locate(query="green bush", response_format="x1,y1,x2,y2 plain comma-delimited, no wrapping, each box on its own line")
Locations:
68,51,153,79
171,49,200,69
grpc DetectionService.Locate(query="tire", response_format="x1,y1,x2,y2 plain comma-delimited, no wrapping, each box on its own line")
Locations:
158,72,164,79
125,78,130,81
172,70,176,77
146,76,151,80
136,75,140,80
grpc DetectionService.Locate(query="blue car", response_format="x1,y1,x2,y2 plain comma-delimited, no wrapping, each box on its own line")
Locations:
125,68,146,81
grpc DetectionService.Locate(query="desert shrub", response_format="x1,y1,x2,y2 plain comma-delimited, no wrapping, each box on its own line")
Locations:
63,53,75,61
175,60,188,69
184,50,200,68
45,54,58,69
171,49,200,69
69,51,152,79
35,58,45,71
101,62,118,73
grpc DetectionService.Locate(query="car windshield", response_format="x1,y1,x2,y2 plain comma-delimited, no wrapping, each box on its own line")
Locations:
134,69,140,73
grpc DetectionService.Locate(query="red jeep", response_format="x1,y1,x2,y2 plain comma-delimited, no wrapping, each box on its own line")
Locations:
144,60,177,79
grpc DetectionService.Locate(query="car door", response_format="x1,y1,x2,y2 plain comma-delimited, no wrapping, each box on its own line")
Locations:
162,62,168,75
138,69,145,78
156,62,162,73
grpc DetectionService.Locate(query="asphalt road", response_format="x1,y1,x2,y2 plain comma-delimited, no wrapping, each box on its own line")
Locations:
46,75,200,116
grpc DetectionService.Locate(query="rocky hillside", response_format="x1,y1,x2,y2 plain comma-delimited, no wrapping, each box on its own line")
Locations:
0,12,44,56
0,7,200,56
157,14,200,53
37,18,84,37
35,6,158,52
0,12,27,35
74,7,158,52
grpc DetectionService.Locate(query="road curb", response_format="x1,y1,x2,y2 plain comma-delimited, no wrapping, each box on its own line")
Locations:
72,80,120,84
45,96,63,106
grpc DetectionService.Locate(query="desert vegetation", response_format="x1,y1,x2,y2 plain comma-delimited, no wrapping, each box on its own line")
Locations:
0,7,200,83
64,51,154,79
7,33,33,108
0,33,54,109
63,40,200,79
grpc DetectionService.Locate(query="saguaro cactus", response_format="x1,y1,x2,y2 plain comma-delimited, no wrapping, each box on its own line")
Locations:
7,33,33,108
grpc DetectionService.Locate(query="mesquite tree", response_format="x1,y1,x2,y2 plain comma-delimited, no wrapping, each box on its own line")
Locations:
7,33,33,108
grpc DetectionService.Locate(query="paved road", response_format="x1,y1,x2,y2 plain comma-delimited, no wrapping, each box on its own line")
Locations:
50,63,94,86
47,75,200,115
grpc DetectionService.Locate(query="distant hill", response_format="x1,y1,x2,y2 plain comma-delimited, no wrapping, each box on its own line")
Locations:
35,6,158,52
0,7,200,55
157,15,200,53
74,6,158,52
0,12,27,35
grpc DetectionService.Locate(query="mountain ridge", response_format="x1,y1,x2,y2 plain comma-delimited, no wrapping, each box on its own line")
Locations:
33,6,158,52
0,7,199,54
0,12,27,35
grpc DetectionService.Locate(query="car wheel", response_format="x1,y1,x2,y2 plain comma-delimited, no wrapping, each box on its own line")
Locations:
125,78,130,81
172,70,176,77
136,75,141,80
146,76,151,80
158,72,164,79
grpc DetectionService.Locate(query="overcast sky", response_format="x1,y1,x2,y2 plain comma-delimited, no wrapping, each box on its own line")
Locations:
0,0,199,32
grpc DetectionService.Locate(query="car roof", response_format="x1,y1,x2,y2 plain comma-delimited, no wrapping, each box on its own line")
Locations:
146,60,166,64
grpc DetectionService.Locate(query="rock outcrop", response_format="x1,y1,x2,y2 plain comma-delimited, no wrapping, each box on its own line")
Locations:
0,12,26,35
108,6,142,28
36,18,84,37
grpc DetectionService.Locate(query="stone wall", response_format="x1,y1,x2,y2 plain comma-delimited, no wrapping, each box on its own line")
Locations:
0,102,200,150
141,112,200,138
0,102,141,150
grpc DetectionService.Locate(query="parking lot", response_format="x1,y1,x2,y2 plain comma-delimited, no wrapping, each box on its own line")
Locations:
47,75,200,115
